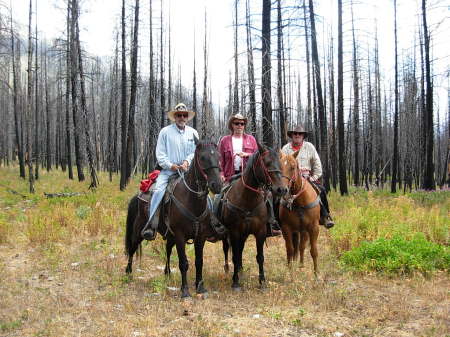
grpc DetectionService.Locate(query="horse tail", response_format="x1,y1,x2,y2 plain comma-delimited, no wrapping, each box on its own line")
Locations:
125,194,139,257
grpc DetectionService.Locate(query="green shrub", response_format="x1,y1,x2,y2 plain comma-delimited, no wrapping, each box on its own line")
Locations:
340,234,450,274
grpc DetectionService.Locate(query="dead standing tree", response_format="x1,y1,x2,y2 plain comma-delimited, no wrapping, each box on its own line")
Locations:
25,0,35,193
308,0,329,191
261,0,273,147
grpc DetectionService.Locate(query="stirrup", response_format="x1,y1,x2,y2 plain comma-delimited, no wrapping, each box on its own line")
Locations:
320,215,335,229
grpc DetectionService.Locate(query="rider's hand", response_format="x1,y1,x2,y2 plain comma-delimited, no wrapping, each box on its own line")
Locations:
220,175,226,183
180,160,189,171
238,152,249,158
170,164,180,171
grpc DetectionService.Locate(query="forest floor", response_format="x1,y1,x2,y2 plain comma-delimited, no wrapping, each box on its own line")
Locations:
0,167,449,337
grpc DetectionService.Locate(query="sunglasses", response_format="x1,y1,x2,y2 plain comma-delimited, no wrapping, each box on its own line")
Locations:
233,122,246,126
175,113,189,118
292,132,305,136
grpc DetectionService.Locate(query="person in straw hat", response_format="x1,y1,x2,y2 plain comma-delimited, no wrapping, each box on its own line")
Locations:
216,113,281,237
141,103,198,240
281,125,334,229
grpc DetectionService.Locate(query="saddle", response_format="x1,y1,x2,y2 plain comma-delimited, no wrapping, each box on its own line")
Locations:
138,174,181,237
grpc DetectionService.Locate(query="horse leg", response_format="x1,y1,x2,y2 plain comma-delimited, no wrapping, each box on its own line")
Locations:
299,230,309,268
230,236,243,290
308,226,320,276
222,238,230,273
256,235,266,288
174,235,190,298
194,239,207,294
281,225,295,266
292,232,300,261
164,236,175,276
125,221,144,274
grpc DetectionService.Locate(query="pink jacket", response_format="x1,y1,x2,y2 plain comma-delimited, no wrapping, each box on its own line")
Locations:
218,134,258,181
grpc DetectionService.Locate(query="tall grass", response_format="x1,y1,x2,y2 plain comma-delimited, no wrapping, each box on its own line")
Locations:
329,189,449,255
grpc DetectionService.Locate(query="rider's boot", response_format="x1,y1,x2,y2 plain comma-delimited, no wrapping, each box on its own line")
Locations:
319,202,334,229
141,208,160,240
266,198,281,237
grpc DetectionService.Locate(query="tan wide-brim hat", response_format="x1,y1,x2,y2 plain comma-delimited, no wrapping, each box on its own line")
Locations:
227,113,248,131
287,125,309,138
167,103,196,122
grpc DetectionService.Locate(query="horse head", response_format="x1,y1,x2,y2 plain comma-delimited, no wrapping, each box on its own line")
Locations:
193,136,222,194
249,141,288,197
280,150,301,193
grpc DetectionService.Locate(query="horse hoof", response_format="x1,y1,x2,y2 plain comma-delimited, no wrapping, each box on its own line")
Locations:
196,281,208,294
224,264,229,273
259,281,267,290
232,285,241,292
181,292,191,298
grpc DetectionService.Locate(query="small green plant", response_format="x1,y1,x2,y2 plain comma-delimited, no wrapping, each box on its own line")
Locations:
340,234,450,274
75,205,91,219
0,319,22,332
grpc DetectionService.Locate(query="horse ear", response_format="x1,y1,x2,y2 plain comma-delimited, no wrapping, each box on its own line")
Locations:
194,134,199,146
292,150,300,159
256,140,265,153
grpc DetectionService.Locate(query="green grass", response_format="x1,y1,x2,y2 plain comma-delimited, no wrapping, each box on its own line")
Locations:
329,189,450,253
340,234,450,274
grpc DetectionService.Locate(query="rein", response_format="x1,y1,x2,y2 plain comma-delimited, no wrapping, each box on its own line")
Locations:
282,162,320,211
241,150,281,195
169,142,219,239
178,143,219,198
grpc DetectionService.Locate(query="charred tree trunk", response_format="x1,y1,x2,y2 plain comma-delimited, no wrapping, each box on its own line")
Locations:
309,0,329,190
277,0,287,146
125,0,140,184
119,0,128,190
26,0,35,193
261,0,273,146
391,0,399,193
421,0,435,190
75,1,98,189
337,0,348,195
65,3,74,179
245,0,256,135
233,0,239,115
10,15,25,178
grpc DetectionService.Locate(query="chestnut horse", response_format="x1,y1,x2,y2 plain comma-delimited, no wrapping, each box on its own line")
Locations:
124,138,223,297
220,143,287,290
279,151,322,275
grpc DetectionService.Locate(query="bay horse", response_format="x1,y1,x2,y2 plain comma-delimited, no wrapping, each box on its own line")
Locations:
125,138,223,298
220,143,287,290
279,150,321,275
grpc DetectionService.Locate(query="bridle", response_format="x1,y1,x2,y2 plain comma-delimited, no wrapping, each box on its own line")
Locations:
282,160,307,201
241,150,282,195
178,143,220,197
281,158,320,211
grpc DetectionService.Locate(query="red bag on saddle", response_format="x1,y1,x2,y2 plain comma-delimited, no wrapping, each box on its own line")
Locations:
139,170,160,193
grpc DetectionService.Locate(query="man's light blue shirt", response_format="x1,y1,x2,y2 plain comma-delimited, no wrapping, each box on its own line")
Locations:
156,123,199,171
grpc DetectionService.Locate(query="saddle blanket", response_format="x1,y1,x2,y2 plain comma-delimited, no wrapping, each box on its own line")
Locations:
139,170,160,193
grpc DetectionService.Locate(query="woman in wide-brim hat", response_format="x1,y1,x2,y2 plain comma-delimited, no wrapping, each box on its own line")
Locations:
218,113,282,237
167,103,196,122
227,113,248,132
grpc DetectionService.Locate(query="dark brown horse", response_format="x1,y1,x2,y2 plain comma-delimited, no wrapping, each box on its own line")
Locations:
279,151,321,274
125,138,223,297
220,143,287,290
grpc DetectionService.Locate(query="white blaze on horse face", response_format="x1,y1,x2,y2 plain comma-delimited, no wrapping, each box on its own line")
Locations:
210,149,215,155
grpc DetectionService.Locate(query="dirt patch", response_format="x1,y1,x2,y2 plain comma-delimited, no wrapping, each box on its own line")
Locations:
1,235,449,337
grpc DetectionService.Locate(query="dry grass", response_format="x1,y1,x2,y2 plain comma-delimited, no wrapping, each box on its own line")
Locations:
0,166,449,337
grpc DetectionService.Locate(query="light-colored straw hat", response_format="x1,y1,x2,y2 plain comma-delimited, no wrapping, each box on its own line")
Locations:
167,103,196,122
227,113,248,131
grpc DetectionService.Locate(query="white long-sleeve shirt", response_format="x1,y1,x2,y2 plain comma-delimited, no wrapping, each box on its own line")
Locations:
156,124,199,171
281,141,323,181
